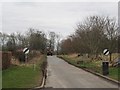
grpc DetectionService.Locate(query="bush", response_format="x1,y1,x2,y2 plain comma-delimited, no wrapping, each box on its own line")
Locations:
14,51,25,62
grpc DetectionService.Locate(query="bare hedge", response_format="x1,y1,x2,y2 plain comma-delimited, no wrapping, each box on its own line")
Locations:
2,51,12,70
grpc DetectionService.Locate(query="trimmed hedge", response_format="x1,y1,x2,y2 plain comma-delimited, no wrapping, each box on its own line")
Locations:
15,50,41,63
2,51,12,70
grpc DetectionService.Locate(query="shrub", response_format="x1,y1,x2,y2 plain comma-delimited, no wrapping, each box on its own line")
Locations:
15,51,25,62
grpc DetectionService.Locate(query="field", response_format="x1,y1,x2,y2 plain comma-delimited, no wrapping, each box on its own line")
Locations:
58,54,120,81
2,55,47,88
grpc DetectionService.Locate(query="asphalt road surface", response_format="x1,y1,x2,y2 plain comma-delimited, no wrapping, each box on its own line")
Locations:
45,56,119,88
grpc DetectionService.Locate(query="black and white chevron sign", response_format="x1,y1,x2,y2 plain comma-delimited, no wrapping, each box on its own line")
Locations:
23,48,29,54
103,49,109,55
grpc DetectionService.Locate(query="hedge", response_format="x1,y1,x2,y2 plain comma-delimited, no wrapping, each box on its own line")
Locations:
2,51,12,70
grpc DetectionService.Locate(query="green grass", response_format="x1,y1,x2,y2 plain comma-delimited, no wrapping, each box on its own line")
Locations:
2,55,47,88
58,55,119,81
2,66,41,88
109,67,120,80
0,70,2,89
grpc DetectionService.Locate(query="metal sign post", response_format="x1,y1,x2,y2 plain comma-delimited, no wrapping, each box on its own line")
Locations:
25,55,28,63
23,48,29,63
102,49,109,75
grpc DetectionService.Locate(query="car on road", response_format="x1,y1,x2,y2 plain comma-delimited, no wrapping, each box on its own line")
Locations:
47,48,53,56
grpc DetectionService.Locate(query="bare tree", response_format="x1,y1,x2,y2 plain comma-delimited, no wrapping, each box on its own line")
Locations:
60,16,118,60
27,28,47,53
0,32,8,50
48,32,56,52
56,33,61,55
104,17,118,62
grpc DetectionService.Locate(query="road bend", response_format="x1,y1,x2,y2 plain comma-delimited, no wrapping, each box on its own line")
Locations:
45,56,118,88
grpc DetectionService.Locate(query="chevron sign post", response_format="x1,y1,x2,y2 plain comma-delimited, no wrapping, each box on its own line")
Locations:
102,49,109,75
23,48,29,63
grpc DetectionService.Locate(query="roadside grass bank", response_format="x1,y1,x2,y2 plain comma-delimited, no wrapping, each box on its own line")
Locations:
2,55,47,88
57,55,120,81
0,71,2,89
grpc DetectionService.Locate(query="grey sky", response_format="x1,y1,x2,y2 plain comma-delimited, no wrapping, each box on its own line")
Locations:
1,2,118,38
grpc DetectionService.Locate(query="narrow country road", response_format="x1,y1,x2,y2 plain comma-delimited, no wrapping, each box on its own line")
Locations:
45,56,118,88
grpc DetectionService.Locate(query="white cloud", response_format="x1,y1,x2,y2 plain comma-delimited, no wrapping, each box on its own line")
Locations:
1,0,119,2
1,2,118,38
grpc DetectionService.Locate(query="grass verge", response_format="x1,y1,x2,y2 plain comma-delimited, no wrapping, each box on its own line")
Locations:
58,55,119,81
2,55,47,88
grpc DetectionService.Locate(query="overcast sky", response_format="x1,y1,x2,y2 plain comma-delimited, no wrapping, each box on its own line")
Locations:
1,1,118,38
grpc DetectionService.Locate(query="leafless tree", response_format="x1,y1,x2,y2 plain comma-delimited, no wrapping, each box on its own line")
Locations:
60,16,118,61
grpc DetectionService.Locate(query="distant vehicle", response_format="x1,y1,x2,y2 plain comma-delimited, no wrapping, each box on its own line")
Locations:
47,48,53,56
